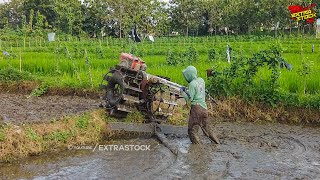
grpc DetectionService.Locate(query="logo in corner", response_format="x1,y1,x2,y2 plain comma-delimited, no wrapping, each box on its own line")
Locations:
288,3,317,24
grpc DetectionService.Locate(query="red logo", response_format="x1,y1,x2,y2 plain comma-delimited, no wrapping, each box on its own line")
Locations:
288,3,317,23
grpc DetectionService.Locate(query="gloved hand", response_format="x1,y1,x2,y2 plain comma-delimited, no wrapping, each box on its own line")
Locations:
180,86,191,99
180,86,187,92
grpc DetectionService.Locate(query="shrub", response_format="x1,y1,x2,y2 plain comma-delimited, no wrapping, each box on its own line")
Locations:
166,46,199,66
0,67,33,81
166,50,178,66
208,45,290,106
184,46,199,65
30,83,48,97
207,48,216,61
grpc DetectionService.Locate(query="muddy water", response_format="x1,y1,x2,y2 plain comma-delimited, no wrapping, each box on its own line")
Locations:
0,93,100,123
1,122,320,179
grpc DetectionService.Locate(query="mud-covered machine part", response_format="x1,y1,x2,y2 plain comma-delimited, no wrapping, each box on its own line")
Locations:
99,53,182,122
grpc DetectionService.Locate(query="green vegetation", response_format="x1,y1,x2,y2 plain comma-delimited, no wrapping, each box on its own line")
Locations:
0,35,320,108
1,0,319,37
30,83,48,97
0,110,109,162
76,115,90,129
124,111,145,123
26,127,41,141
0,67,33,81
208,45,291,106
47,131,71,143
0,128,5,142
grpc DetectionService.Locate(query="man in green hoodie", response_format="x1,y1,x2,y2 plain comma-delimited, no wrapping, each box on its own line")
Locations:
181,66,220,144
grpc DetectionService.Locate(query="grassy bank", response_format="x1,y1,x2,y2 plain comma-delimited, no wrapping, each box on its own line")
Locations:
210,97,320,125
0,110,109,162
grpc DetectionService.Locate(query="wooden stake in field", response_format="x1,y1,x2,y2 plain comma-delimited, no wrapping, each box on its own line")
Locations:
19,49,22,72
55,46,59,73
66,47,82,85
85,49,93,88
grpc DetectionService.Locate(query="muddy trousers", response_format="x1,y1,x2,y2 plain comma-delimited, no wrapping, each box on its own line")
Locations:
188,105,220,144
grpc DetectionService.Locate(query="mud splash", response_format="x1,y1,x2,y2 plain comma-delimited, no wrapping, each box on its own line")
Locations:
0,93,100,124
1,122,320,179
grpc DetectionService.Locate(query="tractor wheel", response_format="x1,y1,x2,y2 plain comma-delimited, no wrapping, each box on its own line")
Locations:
106,72,124,107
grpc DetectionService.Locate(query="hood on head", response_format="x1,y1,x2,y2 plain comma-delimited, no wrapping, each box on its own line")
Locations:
182,66,197,83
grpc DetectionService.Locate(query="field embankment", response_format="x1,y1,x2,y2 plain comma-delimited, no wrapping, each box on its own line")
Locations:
0,109,109,162
210,97,320,126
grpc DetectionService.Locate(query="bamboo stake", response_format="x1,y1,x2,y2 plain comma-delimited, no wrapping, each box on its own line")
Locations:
65,47,82,84
85,49,93,88
19,50,22,72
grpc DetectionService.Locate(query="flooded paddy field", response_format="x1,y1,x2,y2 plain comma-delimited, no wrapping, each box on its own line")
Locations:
0,122,319,179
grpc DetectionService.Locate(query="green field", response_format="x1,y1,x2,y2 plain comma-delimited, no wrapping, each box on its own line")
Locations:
0,35,320,107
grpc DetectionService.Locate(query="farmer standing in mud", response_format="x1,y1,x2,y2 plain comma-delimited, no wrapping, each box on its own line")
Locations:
180,66,220,144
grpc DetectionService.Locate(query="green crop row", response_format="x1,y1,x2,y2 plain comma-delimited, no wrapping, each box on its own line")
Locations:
0,35,319,108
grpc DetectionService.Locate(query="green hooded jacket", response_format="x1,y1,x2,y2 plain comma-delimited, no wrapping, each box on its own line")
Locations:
182,66,207,110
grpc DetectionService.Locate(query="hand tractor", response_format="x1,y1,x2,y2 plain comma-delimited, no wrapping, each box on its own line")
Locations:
99,53,184,122
99,53,217,147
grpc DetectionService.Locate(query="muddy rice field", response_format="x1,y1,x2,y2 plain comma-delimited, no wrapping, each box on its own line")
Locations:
0,93,101,124
0,92,320,179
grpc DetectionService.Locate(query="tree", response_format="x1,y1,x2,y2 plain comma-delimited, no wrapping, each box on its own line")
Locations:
200,0,224,35
23,0,57,29
53,0,83,35
82,0,111,37
0,0,24,30
169,0,201,36
128,0,168,35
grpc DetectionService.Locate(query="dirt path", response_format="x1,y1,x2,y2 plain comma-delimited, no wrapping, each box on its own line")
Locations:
0,93,101,124
1,122,320,179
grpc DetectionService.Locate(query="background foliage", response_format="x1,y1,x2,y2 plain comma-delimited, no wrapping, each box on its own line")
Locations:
1,0,320,37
